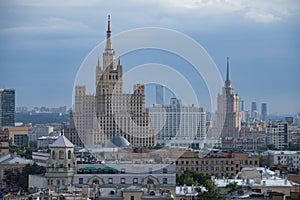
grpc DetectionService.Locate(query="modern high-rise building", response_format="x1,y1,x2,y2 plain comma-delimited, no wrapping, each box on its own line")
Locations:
266,122,288,149
251,101,257,112
0,89,15,127
148,98,206,148
261,103,267,121
95,16,156,147
156,85,165,106
250,101,259,121
215,57,241,140
239,99,245,112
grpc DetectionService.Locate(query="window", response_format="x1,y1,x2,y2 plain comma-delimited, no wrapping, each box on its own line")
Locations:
131,196,134,200
121,178,125,184
108,178,113,184
79,178,83,184
52,151,56,159
59,150,64,160
121,168,125,174
57,180,60,185
93,179,99,184
62,180,65,185
163,168,167,174
133,178,138,184
68,150,71,159
163,178,168,184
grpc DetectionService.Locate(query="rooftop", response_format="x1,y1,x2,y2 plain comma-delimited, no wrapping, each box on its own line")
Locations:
50,135,74,148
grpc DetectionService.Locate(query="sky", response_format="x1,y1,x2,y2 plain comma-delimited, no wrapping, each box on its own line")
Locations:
0,0,299,115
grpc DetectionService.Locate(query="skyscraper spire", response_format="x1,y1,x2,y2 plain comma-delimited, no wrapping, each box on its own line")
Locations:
225,57,231,87
106,15,112,50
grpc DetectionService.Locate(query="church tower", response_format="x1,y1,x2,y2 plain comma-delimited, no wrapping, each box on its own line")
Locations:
45,135,76,191
215,57,241,141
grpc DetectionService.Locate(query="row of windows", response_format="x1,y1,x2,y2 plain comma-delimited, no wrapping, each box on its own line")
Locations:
52,150,72,160
178,165,243,172
78,177,168,184
176,160,258,165
48,179,65,186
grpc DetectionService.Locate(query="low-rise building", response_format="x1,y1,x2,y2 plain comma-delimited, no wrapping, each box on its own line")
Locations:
176,151,259,178
37,135,59,149
262,150,300,173
0,153,33,191
32,151,50,167
1,126,29,146
215,167,295,198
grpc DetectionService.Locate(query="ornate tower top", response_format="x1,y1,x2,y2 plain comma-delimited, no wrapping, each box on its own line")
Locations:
106,15,112,50
225,57,231,87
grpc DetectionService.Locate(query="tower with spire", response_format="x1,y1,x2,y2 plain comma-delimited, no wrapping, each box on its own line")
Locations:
94,15,156,147
215,57,241,143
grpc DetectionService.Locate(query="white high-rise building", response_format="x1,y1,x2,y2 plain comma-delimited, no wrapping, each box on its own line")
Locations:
148,98,206,148
266,122,288,149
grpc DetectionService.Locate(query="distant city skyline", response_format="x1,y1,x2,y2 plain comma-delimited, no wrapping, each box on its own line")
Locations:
0,1,299,115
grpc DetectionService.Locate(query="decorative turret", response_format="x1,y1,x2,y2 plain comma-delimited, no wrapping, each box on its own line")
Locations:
45,135,76,191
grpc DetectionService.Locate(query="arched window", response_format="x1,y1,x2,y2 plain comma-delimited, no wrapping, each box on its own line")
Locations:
52,150,56,159
59,150,64,159
68,150,71,159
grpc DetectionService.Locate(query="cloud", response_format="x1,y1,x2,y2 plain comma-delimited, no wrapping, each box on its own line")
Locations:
155,0,300,23
245,11,281,23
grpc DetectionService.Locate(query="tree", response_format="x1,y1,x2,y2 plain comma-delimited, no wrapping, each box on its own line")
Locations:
197,179,224,200
3,163,46,192
225,181,241,193
176,170,224,200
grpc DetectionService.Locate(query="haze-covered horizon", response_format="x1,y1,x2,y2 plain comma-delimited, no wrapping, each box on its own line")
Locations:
1,0,299,115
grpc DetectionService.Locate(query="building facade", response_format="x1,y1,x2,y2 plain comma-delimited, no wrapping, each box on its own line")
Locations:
261,103,267,121
0,89,15,127
175,151,259,179
70,16,156,147
266,122,288,149
1,126,29,146
148,98,206,148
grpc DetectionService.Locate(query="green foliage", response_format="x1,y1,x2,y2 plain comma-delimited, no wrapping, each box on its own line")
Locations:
225,181,241,192
176,170,224,200
9,145,36,159
197,179,224,200
176,169,210,186
288,142,300,151
16,113,69,126
3,163,46,192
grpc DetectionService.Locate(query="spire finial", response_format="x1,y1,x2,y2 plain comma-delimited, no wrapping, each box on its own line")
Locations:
118,56,120,66
105,15,112,50
225,57,231,87
107,15,111,32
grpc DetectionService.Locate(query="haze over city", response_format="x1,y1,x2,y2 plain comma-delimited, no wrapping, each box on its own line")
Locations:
0,0,300,114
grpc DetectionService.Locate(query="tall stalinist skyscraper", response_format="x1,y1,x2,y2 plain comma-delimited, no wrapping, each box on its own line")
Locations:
95,16,156,147
215,58,241,142
69,16,156,147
